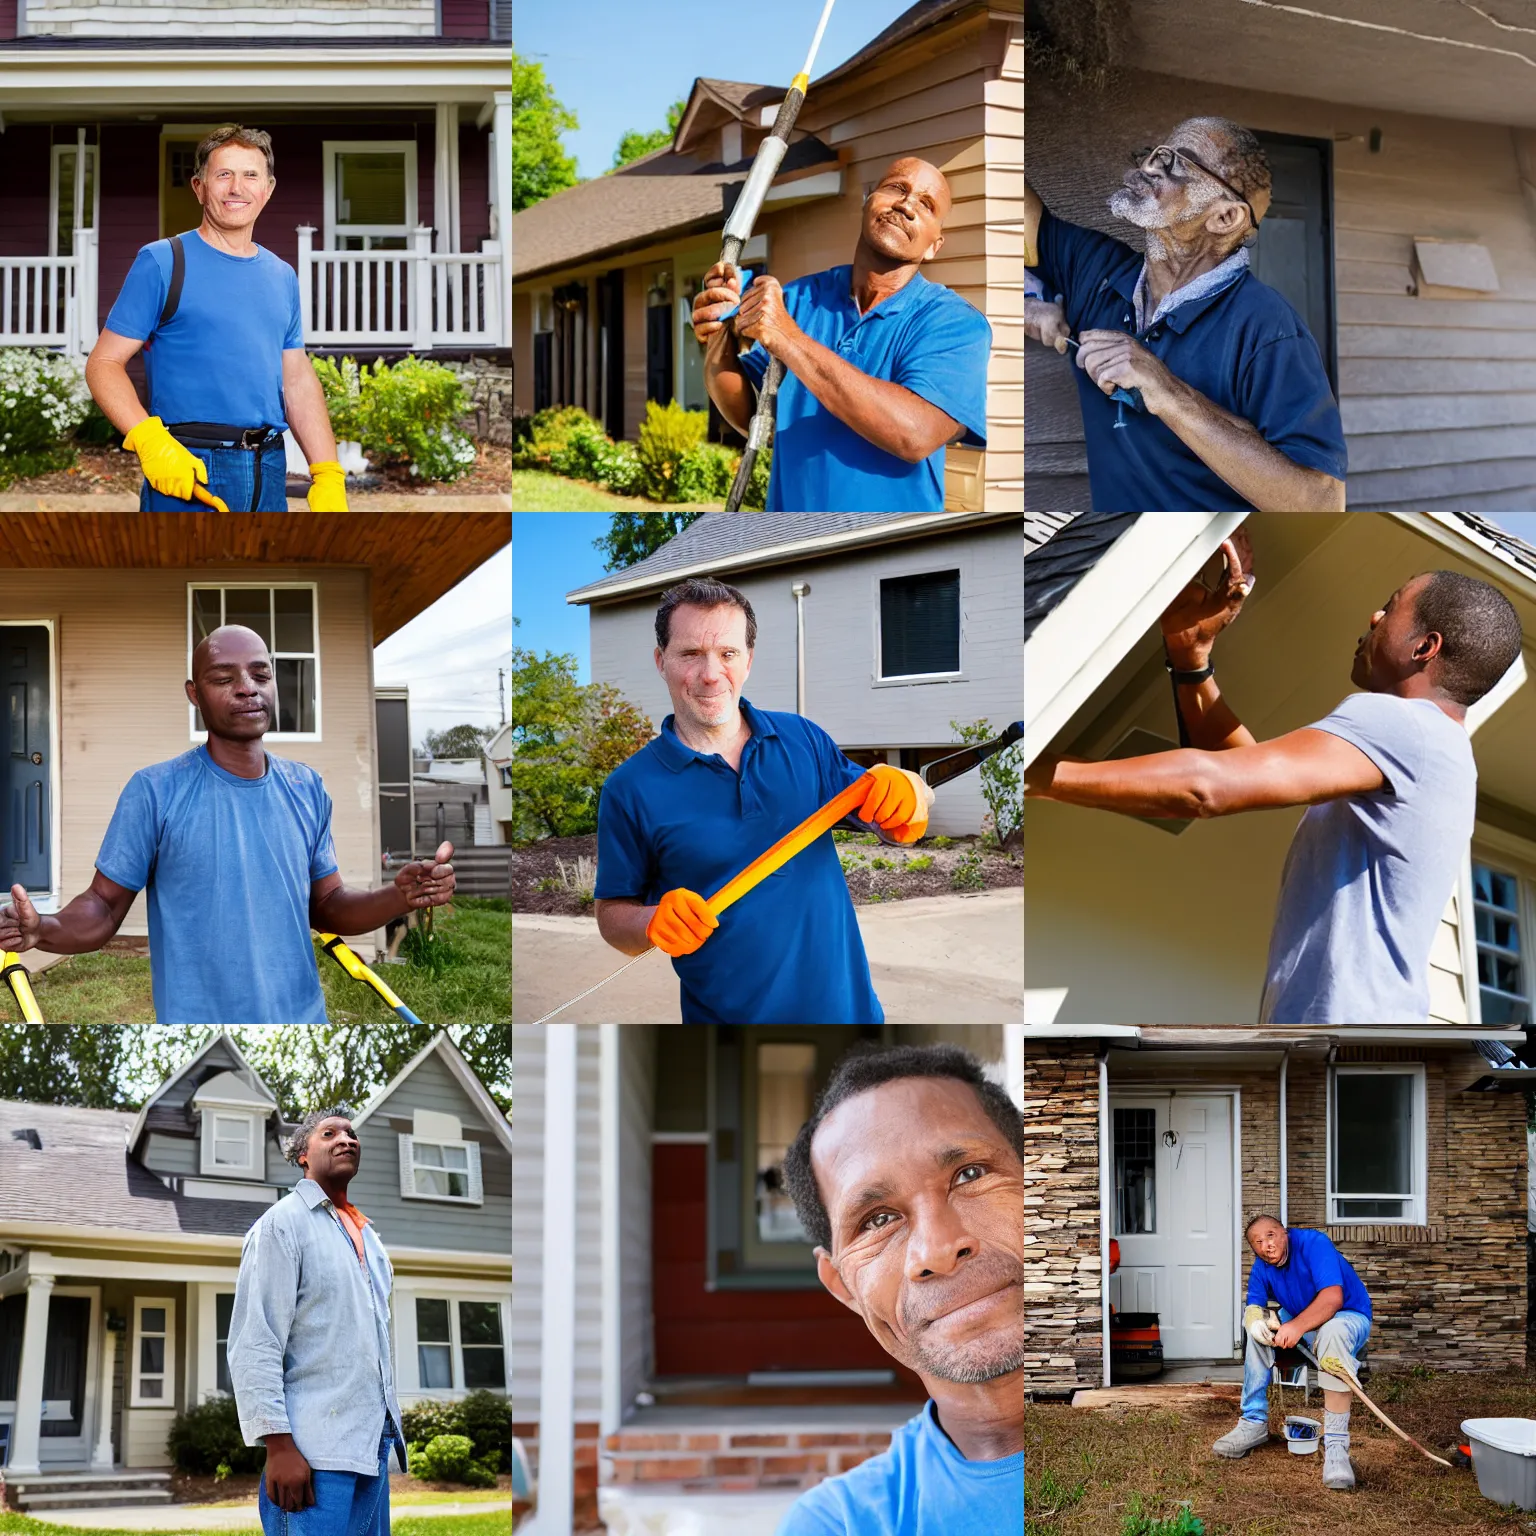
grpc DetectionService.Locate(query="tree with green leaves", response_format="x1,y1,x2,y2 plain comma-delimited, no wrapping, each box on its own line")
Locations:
0,1027,132,1107
423,723,496,760
611,99,687,171
950,718,1023,848
592,511,712,572
514,52,581,212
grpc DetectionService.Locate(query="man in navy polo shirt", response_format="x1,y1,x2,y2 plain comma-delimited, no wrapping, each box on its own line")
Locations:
594,577,932,1023
1025,116,1347,512
692,157,991,511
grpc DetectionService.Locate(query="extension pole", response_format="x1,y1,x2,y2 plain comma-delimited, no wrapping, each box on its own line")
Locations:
317,932,425,1025
1294,1341,1451,1468
1,951,43,1023
721,0,838,511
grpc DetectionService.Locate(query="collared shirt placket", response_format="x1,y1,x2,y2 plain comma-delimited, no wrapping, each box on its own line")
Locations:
322,1205,398,1429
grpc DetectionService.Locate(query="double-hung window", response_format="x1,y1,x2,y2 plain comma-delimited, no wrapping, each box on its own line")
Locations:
189,585,321,740
1328,1065,1426,1224
399,1134,483,1204
414,1297,507,1392
1473,860,1531,1024
131,1298,176,1406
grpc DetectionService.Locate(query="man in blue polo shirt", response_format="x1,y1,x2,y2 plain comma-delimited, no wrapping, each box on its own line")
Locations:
1025,116,1347,512
1212,1216,1372,1492
691,157,990,511
594,577,931,1023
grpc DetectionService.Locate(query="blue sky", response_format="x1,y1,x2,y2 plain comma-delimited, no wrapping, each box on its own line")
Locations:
1492,513,1536,548
512,513,615,684
514,0,915,181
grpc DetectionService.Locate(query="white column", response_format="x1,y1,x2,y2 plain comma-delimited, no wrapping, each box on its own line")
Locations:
89,1316,117,1470
411,225,435,353
9,1273,55,1475
491,89,512,347
296,225,317,342
532,1025,577,1536
599,1025,620,1440
434,103,457,255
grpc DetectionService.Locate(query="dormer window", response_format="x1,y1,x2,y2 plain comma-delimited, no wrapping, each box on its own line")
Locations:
199,1109,263,1177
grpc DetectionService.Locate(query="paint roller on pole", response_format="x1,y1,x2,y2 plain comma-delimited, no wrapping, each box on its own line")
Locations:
719,0,839,512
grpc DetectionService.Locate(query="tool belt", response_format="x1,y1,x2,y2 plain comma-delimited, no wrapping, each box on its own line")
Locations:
165,422,283,451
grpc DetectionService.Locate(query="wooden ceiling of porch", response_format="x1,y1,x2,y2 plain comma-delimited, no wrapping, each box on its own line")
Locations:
0,512,509,641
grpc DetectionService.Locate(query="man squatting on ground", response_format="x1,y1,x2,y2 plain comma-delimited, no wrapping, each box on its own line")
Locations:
594,576,934,1024
772,1043,1024,1534
1025,530,1523,1023
1213,1216,1373,1494
692,156,991,512
228,1109,407,1535
1025,117,1348,512
0,625,455,1024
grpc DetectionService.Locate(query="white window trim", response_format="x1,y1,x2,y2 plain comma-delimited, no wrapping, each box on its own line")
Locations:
532,289,554,334
398,1133,483,1206
1326,1064,1427,1226
185,583,323,743
872,566,965,685
1471,849,1536,1024
322,141,419,251
47,143,101,259
201,1110,260,1177
409,1292,508,1395
130,1296,177,1409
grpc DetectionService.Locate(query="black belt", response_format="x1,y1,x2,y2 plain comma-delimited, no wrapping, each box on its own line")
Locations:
165,422,283,451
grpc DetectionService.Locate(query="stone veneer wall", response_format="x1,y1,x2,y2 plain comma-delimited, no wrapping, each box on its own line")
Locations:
1284,1045,1527,1373
449,357,514,446
1024,1041,1102,1395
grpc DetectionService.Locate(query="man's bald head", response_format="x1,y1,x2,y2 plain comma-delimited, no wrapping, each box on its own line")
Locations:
186,624,279,745
861,157,953,266
191,624,271,682
878,157,952,221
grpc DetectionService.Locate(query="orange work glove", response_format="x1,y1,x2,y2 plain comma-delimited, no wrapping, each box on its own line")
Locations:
646,887,719,957
857,765,932,845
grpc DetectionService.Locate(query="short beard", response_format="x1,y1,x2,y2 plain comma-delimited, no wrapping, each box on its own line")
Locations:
910,1326,1026,1384
1107,185,1166,229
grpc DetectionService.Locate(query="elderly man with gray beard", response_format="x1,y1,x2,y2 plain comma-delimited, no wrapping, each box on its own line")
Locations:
1025,115,1347,513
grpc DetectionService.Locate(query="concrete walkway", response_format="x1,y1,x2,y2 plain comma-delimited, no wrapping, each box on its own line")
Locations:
513,887,1022,1022
46,1499,512,1531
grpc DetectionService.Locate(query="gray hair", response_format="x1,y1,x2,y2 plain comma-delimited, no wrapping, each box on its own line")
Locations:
194,125,275,184
282,1105,355,1166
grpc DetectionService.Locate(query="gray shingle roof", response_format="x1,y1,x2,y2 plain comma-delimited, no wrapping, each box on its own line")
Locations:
567,513,953,602
0,1099,278,1238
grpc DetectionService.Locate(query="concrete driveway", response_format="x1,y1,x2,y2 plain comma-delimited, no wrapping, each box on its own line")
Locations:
512,888,1022,1023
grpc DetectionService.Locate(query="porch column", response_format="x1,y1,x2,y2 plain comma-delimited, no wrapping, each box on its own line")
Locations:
9,1272,55,1475
491,89,512,346
89,1315,117,1470
434,102,461,254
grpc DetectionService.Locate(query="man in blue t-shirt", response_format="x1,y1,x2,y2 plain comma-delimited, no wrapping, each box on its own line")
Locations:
1025,116,1347,512
84,125,349,514
771,1042,1024,1534
0,625,455,1023
594,576,931,1023
1025,530,1523,1023
1213,1217,1373,1492
690,157,991,510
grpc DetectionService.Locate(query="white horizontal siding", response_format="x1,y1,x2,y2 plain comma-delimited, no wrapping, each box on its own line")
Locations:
512,1025,603,1425
24,0,436,34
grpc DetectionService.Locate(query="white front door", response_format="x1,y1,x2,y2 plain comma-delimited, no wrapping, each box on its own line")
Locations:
1109,1094,1235,1360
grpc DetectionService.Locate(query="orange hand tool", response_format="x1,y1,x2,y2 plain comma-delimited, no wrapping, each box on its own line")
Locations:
191,482,231,514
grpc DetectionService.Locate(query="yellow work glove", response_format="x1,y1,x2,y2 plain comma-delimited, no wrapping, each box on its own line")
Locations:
307,460,349,512
857,765,933,845
124,416,209,503
646,887,718,958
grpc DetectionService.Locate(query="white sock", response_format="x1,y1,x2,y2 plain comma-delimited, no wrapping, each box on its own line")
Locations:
1324,1409,1350,1449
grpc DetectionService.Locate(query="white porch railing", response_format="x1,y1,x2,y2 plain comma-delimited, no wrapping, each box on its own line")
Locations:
0,226,99,359
296,225,504,350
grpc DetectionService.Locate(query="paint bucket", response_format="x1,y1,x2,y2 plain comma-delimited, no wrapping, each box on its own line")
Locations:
1285,1415,1321,1454
1109,1312,1163,1381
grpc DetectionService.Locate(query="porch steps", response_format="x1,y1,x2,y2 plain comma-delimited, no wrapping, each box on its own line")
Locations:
8,1469,174,1511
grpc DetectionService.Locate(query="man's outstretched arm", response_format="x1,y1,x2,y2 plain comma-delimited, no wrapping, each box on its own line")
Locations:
0,872,136,954
1026,727,1384,819
308,841,455,935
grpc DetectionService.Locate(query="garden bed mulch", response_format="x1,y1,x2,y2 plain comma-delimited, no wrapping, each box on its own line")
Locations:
512,832,1022,915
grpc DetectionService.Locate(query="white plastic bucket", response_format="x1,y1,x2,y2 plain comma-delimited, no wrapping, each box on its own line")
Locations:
1462,1418,1536,1511
1285,1414,1321,1455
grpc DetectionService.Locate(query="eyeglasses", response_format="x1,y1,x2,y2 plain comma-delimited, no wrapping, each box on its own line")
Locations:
1129,145,1257,234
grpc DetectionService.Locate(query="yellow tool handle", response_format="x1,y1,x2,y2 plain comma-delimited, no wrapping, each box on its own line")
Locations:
2,952,44,1023
317,933,407,1009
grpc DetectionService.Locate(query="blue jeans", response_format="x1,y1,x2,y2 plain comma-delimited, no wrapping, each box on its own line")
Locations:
139,437,289,511
258,1426,397,1536
1240,1307,1371,1420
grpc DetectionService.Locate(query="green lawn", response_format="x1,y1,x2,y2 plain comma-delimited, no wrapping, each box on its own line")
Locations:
2,898,510,1024
0,1514,509,1536
511,468,724,511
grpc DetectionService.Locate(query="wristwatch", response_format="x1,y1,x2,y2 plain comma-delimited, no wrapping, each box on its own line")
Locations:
1165,658,1214,685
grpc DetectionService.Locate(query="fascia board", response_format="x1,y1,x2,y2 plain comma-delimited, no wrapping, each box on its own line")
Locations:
1387,513,1536,605
1024,512,1249,765
352,1032,513,1154
125,1029,230,1153
565,511,1018,604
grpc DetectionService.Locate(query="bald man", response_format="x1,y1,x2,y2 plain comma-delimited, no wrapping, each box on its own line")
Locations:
1025,116,1347,512
0,626,454,1023
691,155,991,511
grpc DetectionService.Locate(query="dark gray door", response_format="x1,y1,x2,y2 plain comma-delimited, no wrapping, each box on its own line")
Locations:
1250,134,1337,390
5,627,50,892
41,1295,88,1437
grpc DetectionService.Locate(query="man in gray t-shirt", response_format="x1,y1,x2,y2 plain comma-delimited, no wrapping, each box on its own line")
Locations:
1025,531,1524,1023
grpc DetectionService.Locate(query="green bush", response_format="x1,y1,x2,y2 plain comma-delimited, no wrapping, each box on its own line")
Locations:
742,437,772,510
636,400,707,501
951,850,986,893
73,397,122,448
401,1391,512,1471
548,420,612,481
167,1396,266,1475
593,439,645,496
512,405,607,471
310,355,365,444
0,347,93,489
354,355,478,482
408,1432,497,1487
675,442,737,503
906,855,934,872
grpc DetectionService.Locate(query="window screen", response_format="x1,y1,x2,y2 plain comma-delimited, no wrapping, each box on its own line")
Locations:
1113,1107,1156,1234
880,570,959,678
1333,1073,1412,1219
417,1298,453,1390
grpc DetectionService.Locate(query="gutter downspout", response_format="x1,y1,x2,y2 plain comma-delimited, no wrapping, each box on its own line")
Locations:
1099,1050,1112,1389
1279,1048,1289,1227
792,582,810,714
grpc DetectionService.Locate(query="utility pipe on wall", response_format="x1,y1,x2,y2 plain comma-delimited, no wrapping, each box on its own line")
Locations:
1279,1048,1289,1227
792,581,810,713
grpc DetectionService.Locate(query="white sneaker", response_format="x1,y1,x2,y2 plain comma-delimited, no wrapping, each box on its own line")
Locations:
1212,1418,1272,1458
1322,1440,1356,1490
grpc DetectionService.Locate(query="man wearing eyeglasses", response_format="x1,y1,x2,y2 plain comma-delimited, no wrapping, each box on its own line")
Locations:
1025,117,1347,513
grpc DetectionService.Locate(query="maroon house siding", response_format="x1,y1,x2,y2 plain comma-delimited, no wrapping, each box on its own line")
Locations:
441,0,490,39
458,124,492,251
651,1143,925,1383
0,1,16,41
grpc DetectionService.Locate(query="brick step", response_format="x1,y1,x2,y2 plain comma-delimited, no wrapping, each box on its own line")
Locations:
602,1431,893,1489
605,1429,896,1453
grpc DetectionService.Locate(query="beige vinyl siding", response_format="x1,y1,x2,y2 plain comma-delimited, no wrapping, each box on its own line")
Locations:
1025,70,1536,511
0,565,381,949
1429,886,1470,1025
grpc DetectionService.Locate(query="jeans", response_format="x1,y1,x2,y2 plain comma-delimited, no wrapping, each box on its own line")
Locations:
1240,1307,1371,1421
258,1425,397,1536
139,437,289,511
